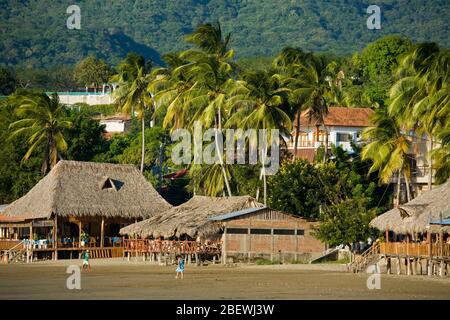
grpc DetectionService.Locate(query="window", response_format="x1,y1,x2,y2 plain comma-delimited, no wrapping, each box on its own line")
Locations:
250,228,271,235
227,228,248,234
297,229,305,236
274,229,296,235
336,133,352,142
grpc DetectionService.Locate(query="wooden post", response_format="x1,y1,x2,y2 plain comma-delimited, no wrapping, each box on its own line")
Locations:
53,215,58,261
428,232,432,276
270,228,275,261
385,228,389,243
222,225,227,264
406,234,411,275
100,217,105,248
396,256,401,275
295,222,299,262
247,220,251,262
79,221,82,248
386,257,391,275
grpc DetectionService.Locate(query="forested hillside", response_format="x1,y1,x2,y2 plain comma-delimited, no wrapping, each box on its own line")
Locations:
1,0,449,67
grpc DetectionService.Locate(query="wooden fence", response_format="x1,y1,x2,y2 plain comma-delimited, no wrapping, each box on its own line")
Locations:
123,239,221,255
0,240,23,250
380,242,450,258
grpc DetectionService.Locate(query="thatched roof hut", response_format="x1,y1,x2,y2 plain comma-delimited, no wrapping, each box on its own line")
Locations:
120,195,263,238
3,160,172,220
370,180,450,234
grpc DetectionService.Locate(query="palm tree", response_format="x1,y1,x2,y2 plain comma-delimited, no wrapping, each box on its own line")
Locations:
226,70,292,204
362,108,413,204
273,47,314,162
389,43,449,189
112,53,153,173
432,124,450,184
156,22,235,196
295,56,331,163
9,93,71,175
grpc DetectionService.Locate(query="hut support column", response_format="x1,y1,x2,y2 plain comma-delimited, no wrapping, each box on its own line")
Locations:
100,217,105,248
271,228,275,261
53,215,58,261
222,226,227,264
386,257,391,275
78,221,83,248
427,232,432,276
406,235,411,275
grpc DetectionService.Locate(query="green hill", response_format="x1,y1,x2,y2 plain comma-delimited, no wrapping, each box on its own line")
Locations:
1,0,448,68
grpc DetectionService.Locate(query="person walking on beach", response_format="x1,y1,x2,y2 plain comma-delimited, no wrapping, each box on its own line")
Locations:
175,255,185,279
81,249,91,272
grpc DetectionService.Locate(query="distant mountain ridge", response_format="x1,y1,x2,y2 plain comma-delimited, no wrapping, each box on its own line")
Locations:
0,0,448,67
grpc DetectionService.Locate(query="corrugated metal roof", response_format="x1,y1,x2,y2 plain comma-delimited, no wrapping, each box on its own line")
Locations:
430,218,450,226
208,206,267,221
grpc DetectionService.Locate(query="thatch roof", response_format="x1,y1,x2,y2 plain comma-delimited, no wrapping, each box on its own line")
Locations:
370,180,450,234
120,195,263,238
3,160,172,220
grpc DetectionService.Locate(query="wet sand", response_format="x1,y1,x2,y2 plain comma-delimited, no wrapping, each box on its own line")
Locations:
0,259,449,299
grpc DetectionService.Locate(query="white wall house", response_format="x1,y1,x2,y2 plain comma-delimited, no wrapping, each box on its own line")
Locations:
287,107,373,161
95,114,132,137
288,106,435,198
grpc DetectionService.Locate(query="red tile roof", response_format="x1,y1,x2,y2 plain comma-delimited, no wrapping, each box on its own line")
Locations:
296,107,374,128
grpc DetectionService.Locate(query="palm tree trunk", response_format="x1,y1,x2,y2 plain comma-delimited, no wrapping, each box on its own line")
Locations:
140,114,145,173
215,108,232,197
396,170,401,206
428,137,433,190
323,126,328,164
403,170,412,202
292,109,301,162
262,154,267,206
255,169,263,201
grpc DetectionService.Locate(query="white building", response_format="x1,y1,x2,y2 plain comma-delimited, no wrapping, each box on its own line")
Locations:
94,114,132,138
288,106,435,198
288,107,374,161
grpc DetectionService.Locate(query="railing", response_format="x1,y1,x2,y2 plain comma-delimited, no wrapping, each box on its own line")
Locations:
0,240,24,250
1,240,27,263
380,242,450,258
123,239,221,255
349,242,381,273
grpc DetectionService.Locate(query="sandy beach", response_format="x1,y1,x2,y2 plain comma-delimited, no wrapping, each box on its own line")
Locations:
0,259,449,300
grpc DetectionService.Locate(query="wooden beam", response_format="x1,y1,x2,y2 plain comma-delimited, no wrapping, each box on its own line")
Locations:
222,224,227,264
79,221,82,248
100,217,105,248
53,215,58,260
428,231,432,276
